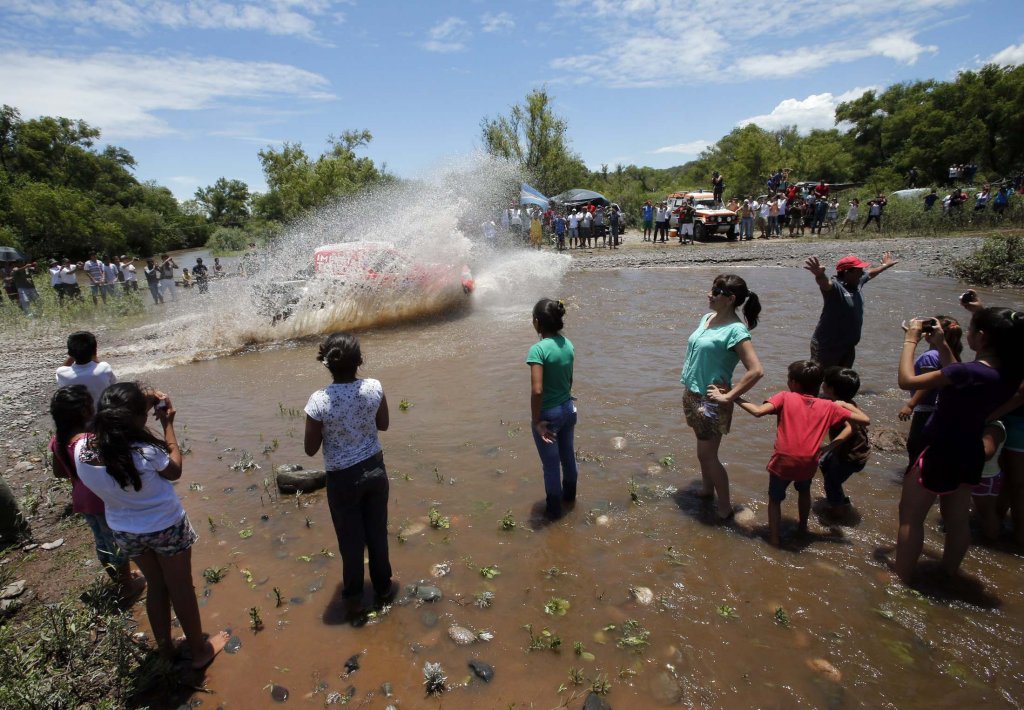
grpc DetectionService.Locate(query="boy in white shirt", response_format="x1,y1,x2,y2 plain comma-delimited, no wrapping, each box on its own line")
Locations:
55,331,117,403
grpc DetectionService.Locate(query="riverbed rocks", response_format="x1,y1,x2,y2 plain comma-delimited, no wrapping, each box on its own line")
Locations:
468,659,494,682
408,582,443,602
447,624,476,646
275,464,326,494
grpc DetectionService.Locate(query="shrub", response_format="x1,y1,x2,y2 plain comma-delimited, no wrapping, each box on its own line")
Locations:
952,236,1024,287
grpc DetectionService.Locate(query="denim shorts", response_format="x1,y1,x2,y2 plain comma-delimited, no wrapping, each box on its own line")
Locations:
768,473,812,502
112,513,198,558
82,512,127,570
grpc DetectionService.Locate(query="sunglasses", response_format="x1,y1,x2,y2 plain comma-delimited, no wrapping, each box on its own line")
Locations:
711,286,732,297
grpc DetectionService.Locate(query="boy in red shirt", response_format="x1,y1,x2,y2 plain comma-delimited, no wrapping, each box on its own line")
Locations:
722,360,870,546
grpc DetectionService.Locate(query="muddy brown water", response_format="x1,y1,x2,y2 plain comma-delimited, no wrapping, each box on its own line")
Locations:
122,265,1023,708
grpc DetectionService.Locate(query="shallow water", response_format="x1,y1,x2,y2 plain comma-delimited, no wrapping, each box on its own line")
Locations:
119,264,1024,708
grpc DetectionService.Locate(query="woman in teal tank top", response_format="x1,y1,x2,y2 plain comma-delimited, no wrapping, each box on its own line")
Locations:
681,274,764,521
526,298,577,520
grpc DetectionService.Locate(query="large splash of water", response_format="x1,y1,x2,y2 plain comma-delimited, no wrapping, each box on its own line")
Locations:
112,154,570,372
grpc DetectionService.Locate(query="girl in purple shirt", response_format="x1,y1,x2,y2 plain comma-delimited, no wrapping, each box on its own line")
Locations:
895,307,1024,583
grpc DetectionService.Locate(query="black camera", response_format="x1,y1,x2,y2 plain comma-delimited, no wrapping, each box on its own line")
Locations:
960,290,977,304
921,318,938,334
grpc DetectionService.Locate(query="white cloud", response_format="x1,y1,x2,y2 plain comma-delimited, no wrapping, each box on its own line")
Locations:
421,17,470,53
1,49,334,139
738,86,878,132
481,11,514,33
2,0,344,39
550,0,952,86
988,42,1024,66
651,139,712,156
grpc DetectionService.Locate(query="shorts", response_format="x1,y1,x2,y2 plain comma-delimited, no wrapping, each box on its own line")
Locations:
911,444,984,495
112,513,198,558
972,470,1004,497
1004,415,1024,452
643,219,653,229
82,512,127,570
768,473,812,502
683,389,733,440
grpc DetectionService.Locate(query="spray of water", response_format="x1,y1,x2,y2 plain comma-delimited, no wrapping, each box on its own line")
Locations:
110,153,570,372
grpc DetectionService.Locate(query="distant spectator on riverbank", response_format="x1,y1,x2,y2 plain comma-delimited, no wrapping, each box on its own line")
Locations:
924,189,939,211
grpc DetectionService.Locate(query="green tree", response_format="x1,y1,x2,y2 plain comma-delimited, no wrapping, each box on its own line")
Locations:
195,177,251,227
480,88,588,197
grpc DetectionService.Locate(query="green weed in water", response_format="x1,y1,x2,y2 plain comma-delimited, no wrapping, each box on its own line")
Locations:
628,477,643,505
202,567,227,584
523,624,561,652
500,509,516,531
428,507,450,529
273,587,283,608
659,455,674,468
399,399,413,411
544,597,571,616
717,604,738,619
248,606,264,632
774,607,790,627
479,565,500,580
474,591,495,609
616,619,650,650
239,528,254,539
569,666,586,685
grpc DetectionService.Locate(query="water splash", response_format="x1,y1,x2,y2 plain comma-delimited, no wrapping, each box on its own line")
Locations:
112,153,570,373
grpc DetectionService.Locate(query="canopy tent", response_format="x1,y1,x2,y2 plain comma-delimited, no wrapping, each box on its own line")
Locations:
550,189,610,208
519,183,550,209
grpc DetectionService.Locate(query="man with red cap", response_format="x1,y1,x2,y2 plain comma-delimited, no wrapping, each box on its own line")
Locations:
804,252,898,367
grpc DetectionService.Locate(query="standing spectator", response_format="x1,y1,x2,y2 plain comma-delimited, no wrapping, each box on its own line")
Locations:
554,212,567,251
813,196,829,235
579,209,592,248
654,202,669,243
641,200,654,241
993,186,1010,215
304,333,397,612
509,206,523,242
899,316,963,466
104,257,122,299
826,199,839,232
75,383,230,669
119,256,138,293
924,188,939,211
804,252,898,367
49,259,65,303
83,253,107,305
906,167,918,188
158,254,177,302
756,198,770,238
862,193,887,231
840,199,859,233
767,197,780,238
10,260,39,313
593,206,606,247
143,259,163,305
567,209,579,248
739,200,754,241
975,183,991,211
679,275,764,521
788,199,804,237
775,194,787,236
813,180,830,200
609,205,621,249
60,259,82,300
526,299,577,520
213,257,224,278
56,330,117,403
711,171,725,206
529,210,543,249
193,258,210,294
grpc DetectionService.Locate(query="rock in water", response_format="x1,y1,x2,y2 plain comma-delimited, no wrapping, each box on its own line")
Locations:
583,692,611,710
270,684,289,702
630,586,654,605
448,625,476,645
224,635,242,654
806,657,842,682
468,659,494,682
344,653,360,674
276,468,327,494
413,584,443,602
276,464,303,473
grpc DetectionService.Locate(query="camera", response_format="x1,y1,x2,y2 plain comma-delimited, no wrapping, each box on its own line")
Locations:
960,290,977,304
154,399,168,411
920,318,938,334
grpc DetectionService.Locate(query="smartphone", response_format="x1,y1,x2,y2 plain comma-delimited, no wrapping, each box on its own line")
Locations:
960,290,977,304
154,399,168,411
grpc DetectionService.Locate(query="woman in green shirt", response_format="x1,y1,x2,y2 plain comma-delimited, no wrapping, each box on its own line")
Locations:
681,274,764,521
527,299,577,519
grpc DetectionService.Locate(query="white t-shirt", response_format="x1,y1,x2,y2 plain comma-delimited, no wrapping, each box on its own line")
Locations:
122,263,137,282
49,265,61,286
304,379,384,470
74,437,183,533
56,361,117,403
60,265,79,286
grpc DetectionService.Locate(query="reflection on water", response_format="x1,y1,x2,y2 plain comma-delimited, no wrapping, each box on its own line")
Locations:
123,266,1023,708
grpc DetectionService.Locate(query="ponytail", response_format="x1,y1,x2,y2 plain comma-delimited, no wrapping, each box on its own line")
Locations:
714,274,761,330
743,291,761,330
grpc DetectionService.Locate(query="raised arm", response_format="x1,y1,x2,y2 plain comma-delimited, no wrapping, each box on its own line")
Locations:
804,256,832,294
867,251,897,279
898,320,952,391
834,400,870,425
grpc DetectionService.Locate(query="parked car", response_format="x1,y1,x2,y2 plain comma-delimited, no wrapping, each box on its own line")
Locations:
666,190,737,240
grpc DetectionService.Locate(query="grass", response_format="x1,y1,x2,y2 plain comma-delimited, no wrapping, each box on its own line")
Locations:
0,283,146,334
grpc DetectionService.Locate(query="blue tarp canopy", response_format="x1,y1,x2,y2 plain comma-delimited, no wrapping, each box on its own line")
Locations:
520,183,550,208
550,189,609,207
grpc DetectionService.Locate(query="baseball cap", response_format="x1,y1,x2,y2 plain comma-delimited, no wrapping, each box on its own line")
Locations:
836,255,870,272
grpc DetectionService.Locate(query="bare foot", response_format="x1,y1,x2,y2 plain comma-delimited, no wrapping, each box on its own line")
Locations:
190,630,230,670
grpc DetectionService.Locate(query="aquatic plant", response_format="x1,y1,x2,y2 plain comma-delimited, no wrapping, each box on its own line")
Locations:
569,666,586,685
500,509,516,531
543,566,562,579
239,528,254,539
774,607,790,627
523,624,562,652
616,619,650,650
273,587,283,608
248,606,264,632
591,674,612,695
479,565,500,580
659,455,674,468
428,507,450,529
399,399,413,411
544,597,571,616
627,477,642,505
474,591,495,609
230,449,260,471
423,661,447,695
207,516,217,533
202,567,227,584
717,604,738,619
188,482,204,491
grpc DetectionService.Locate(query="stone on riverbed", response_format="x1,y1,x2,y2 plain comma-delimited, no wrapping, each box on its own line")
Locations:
410,583,443,602
468,659,494,682
629,586,654,606
448,624,476,645
276,465,327,494
583,692,611,710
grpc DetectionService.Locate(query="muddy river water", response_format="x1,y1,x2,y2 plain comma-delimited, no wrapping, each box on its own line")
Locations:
115,263,1023,708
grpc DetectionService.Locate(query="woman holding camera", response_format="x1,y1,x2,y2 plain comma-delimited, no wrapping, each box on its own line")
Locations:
895,307,1024,583
74,383,228,669
304,333,395,612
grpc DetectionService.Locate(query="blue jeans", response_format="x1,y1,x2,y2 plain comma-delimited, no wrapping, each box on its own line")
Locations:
820,452,864,506
531,399,578,499
740,217,753,240
82,512,127,573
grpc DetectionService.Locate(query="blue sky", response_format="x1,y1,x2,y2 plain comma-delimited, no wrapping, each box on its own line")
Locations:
3,0,1023,200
